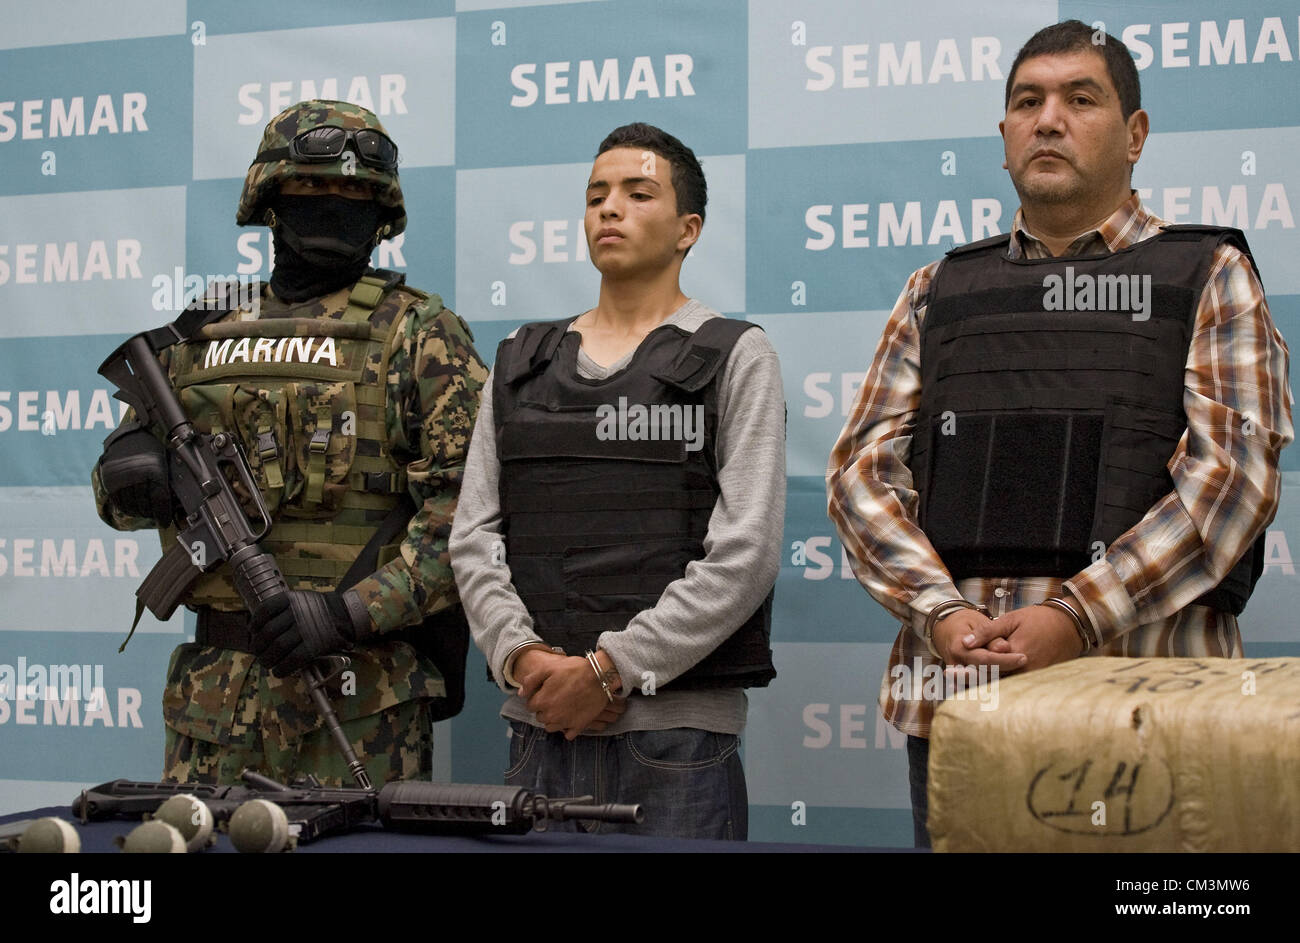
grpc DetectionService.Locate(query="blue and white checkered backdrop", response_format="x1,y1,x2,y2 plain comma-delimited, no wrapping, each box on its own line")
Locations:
2,0,1298,846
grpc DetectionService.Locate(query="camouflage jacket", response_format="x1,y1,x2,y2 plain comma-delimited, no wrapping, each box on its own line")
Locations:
92,276,488,741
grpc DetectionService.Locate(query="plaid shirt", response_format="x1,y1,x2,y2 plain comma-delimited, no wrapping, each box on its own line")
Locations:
826,194,1294,737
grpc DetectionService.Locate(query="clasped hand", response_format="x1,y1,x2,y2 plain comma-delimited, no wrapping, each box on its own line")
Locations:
932,604,1085,676
515,649,626,740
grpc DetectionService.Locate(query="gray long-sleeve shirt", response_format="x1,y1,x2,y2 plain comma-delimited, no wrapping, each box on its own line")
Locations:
449,299,786,734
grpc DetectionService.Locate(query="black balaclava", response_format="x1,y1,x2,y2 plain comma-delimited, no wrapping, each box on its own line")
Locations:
268,194,383,302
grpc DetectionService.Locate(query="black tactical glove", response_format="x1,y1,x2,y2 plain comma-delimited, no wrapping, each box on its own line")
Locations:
96,424,173,523
249,589,372,678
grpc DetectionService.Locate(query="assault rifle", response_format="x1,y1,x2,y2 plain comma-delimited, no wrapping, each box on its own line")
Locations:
98,313,373,788
72,771,644,848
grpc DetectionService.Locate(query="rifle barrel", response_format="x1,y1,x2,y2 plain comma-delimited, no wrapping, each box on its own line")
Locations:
543,801,644,824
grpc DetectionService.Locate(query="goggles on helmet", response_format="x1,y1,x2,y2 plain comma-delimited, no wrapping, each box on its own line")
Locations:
254,126,399,172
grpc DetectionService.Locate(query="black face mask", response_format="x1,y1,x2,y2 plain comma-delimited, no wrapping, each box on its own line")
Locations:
269,195,382,302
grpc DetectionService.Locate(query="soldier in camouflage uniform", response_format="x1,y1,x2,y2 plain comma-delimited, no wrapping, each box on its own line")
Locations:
92,100,488,787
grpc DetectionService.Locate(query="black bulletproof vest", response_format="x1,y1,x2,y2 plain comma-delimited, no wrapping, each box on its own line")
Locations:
911,225,1264,615
493,316,777,689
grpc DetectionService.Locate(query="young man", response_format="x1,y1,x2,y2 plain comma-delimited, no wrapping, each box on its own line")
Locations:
93,100,488,786
826,21,1292,847
451,123,785,840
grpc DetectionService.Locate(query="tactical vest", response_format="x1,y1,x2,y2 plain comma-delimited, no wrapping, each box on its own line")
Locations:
162,272,417,607
493,316,777,689
911,225,1265,614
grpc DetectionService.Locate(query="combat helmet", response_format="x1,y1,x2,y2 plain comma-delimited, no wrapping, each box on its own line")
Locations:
237,99,406,239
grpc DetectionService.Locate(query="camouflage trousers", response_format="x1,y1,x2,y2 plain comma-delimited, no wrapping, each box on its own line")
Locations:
163,699,433,787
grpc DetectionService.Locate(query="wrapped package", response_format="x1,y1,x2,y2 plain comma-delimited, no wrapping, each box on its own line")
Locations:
928,656,1300,852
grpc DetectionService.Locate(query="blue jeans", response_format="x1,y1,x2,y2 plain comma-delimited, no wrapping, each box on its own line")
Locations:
906,734,932,849
505,722,748,840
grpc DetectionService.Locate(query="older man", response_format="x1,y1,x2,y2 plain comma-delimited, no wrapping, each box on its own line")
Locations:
827,21,1292,847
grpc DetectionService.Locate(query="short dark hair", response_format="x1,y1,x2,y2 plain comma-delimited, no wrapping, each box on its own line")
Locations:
596,123,707,224
1005,20,1141,119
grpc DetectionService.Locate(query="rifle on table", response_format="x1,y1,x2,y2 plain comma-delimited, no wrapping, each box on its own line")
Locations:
72,772,644,849
98,319,373,788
